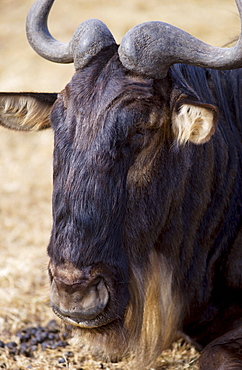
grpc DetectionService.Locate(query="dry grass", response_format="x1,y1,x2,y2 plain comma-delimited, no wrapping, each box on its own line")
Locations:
0,0,239,369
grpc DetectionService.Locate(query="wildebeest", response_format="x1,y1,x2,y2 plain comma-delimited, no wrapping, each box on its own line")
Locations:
0,0,242,368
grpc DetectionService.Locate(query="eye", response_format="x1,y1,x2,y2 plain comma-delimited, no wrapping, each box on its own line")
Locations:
128,126,147,148
127,122,145,139
124,104,161,142
132,134,144,146
134,127,145,137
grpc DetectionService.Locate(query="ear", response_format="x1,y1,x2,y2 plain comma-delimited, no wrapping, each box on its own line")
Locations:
171,98,218,145
0,92,57,131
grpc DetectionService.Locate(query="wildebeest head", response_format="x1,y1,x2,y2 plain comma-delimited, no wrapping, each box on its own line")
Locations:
47,48,169,330
50,51,193,337
1,0,242,365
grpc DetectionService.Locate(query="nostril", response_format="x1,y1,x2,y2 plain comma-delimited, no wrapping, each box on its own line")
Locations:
81,279,109,312
50,277,109,321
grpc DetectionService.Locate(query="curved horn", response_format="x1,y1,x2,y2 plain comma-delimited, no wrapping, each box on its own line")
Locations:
118,0,242,79
26,0,116,70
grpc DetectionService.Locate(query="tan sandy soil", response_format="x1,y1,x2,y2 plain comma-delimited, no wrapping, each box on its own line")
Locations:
0,1,239,369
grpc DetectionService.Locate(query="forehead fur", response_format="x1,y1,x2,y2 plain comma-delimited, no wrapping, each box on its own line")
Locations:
59,47,169,118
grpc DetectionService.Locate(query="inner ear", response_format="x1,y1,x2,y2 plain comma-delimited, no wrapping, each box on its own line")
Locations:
0,93,57,131
172,99,218,145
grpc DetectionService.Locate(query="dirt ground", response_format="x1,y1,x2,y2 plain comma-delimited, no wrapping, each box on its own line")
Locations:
0,0,240,369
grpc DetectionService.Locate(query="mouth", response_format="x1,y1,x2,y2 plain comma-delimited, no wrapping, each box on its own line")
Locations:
51,303,116,329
